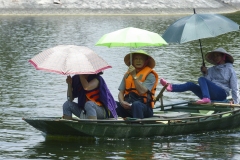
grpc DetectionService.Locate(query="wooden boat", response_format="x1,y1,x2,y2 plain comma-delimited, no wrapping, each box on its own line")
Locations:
23,101,240,139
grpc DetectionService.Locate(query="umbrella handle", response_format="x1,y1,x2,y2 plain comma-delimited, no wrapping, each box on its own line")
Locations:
67,83,71,101
199,39,205,67
130,47,133,65
130,53,132,65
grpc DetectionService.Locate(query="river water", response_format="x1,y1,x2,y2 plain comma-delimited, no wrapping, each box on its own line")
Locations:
1,12,240,159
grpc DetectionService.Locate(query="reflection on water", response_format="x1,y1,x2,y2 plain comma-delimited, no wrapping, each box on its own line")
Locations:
0,12,240,159
13,130,240,159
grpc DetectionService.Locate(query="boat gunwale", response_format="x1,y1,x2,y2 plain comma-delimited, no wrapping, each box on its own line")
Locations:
23,107,240,124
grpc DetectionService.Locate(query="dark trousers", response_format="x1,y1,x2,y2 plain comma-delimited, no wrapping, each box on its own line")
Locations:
172,77,227,101
116,101,153,119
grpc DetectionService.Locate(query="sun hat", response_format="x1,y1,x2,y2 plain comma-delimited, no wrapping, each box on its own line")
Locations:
124,50,155,68
205,48,234,65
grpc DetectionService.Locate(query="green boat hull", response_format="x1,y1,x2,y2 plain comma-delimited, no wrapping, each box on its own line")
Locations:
23,102,240,138
65,111,240,138
23,117,92,137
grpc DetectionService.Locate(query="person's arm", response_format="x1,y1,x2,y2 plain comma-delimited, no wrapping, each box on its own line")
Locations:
204,66,212,81
230,69,239,104
201,66,208,75
133,77,148,95
118,90,131,109
79,75,99,91
141,73,156,92
128,65,148,95
118,76,131,109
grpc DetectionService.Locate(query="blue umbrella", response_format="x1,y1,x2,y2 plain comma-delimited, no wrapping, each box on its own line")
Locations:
162,9,239,66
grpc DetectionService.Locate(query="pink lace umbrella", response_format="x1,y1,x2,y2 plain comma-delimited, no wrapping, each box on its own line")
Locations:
29,45,112,75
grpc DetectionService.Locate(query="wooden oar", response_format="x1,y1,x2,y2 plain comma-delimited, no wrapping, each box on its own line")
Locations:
189,102,240,108
212,102,240,107
154,83,169,110
155,101,189,109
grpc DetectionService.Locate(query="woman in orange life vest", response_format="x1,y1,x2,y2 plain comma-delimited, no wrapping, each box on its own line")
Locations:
116,50,158,119
62,72,117,120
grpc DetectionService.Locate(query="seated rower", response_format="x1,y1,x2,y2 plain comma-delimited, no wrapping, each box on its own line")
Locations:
160,47,239,104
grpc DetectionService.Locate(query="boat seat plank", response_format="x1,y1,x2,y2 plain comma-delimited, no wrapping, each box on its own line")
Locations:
199,110,214,114
153,112,191,119
191,110,215,116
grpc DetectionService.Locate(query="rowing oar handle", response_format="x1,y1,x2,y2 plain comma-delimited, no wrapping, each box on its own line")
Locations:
154,83,169,110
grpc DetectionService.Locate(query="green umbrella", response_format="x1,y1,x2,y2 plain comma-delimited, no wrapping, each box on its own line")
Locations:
96,27,168,64
96,27,167,48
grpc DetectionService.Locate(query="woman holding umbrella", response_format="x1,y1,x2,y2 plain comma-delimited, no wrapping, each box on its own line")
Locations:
116,50,159,119
28,45,117,120
160,48,239,104
62,72,118,120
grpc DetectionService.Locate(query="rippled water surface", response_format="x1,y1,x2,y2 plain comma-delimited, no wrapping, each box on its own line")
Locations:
1,12,240,159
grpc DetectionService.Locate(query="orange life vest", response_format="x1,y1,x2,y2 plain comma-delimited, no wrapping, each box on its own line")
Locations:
124,66,159,108
85,89,103,106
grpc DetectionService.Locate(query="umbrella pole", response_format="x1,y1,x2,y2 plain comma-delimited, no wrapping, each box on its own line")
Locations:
130,53,132,65
130,48,133,65
195,8,206,67
198,39,205,67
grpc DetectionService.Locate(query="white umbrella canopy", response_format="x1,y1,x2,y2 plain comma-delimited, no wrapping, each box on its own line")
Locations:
29,45,112,75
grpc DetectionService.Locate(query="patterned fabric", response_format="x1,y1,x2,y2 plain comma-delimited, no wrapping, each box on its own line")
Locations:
29,45,111,75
